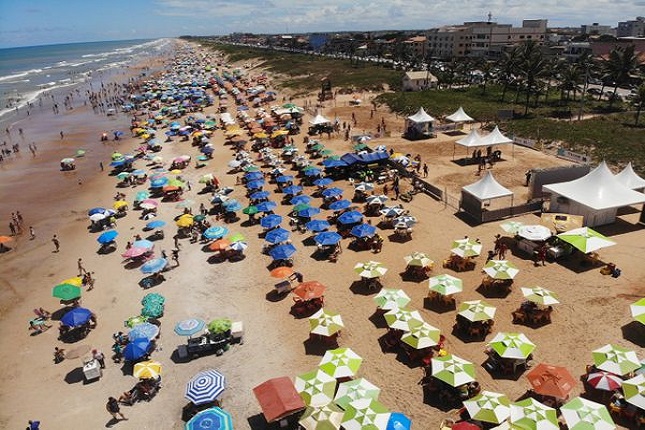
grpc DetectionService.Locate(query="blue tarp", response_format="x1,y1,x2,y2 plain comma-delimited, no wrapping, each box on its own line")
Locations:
340,151,389,166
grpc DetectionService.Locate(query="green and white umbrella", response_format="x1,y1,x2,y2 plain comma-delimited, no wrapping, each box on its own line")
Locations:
299,403,345,430
557,227,616,254
334,378,381,410
319,348,363,379
463,391,511,424
592,344,641,376
510,398,558,430
342,398,391,430
630,298,645,325
428,274,463,296
373,288,411,311
622,374,645,411
309,308,344,337
295,369,338,407
521,286,560,306
354,261,388,279
458,300,497,322
401,320,441,350
431,354,476,387
560,397,615,430
500,221,524,234
404,251,433,267
488,332,536,360
450,238,483,258
483,260,520,280
383,308,424,331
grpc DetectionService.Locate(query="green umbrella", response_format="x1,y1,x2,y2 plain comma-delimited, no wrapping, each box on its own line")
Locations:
428,274,463,296
401,320,441,350
341,398,390,430
243,205,259,215
141,293,165,306
622,374,645,410
125,315,149,328
521,286,560,305
320,149,334,156
592,344,641,376
309,309,344,337
193,214,206,222
208,318,232,335
500,221,524,234
353,143,368,151
404,251,433,267
483,260,520,280
227,233,245,243
293,203,311,212
311,144,325,152
510,398,558,430
630,298,645,325
295,369,337,407
354,261,388,279
560,397,615,430
450,238,482,257
52,283,82,301
488,332,536,359
141,303,164,318
116,171,130,180
458,300,496,322
299,404,344,430
303,165,318,171
334,378,380,410
373,288,411,310
243,165,259,172
319,347,363,379
557,227,616,254
167,178,185,188
384,308,424,331
463,391,511,424
431,354,476,387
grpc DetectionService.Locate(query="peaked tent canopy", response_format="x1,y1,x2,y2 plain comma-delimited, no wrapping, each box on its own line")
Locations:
463,172,513,201
615,162,645,191
309,114,331,125
478,126,513,146
456,129,483,148
446,106,474,123
407,107,435,124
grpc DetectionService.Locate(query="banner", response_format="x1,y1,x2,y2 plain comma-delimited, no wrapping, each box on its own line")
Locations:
556,148,591,164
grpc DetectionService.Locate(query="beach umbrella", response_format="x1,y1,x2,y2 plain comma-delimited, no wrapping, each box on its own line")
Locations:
245,171,263,180
270,267,294,278
401,320,441,349
322,187,343,198
185,369,227,405
293,281,327,302
526,363,577,400
386,413,411,430
488,332,536,359
592,344,641,376
560,397,615,430
116,172,130,181
354,261,388,279
404,251,433,268
428,274,463,296
623,374,645,410
306,219,331,233
458,300,496,322
133,239,154,250
97,230,118,244
243,165,259,172
334,378,381,410
463,391,511,424
250,190,271,201
193,215,206,223
122,246,148,258
141,302,164,318
123,338,152,361
295,369,337,407
176,216,194,228
140,199,159,210
510,398,558,430
52,283,82,301
431,354,476,387
256,201,278,213
135,191,150,202
450,238,483,258
374,288,411,311
89,213,107,222
557,227,616,254
229,240,248,252
379,207,405,218
146,220,166,229
185,407,233,430
124,315,148,328
61,307,92,327
128,322,160,341
298,207,321,218
319,347,363,379
133,360,162,380
342,398,390,430
141,293,164,306
517,225,552,242
203,226,229,240
291,195,312,206
630,298,645,325
313,178,333,187
483,260,520,280
269,244,297,260
384,308,424,331
140,258,168,274
501,221,524,234
209,239,231,251
265,228,290,244
293,203,311,213
283,185,303,196
207,319,232,335
393,216,417,229
211,194,230,204
276,175,295,184
199,173,217,184
227,233,245,243
338,211,364,225
113,200,128,211
246,180,264,190
309,309,344,337
521,286,560,306
299,404,344,430
586,371,624,392
59,277,83,287
261,214,283,229
224,201,243,212
175,319,206,337
350,223,377,238
354,182,375,192
322,159,347,168
366,195,388,206
329,199,351,211
305,168,322,177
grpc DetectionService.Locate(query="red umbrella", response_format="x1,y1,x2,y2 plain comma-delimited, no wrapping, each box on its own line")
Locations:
270,267,294,278
526,363,577,399
587,371,623,391
253,377,305,423
452,422,482,430
293,281,326,301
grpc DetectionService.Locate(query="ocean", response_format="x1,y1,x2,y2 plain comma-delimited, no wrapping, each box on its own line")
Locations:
0,38,173,121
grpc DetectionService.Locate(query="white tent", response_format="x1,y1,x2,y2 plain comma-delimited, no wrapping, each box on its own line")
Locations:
407,107,435,123
446,106,474,123
463,171,513,201
478,126,513,146
219,112,236,126
615,162,645,191
456,129,483,148
543,161,645,226
404,107,435,140
309,113,331,125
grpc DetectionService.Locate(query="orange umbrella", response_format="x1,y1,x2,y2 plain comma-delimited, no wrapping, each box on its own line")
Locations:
271,267,294,278
293,281,326,301
209,239,231,251
162,185,180,193
526,363,577,399
0,235,13,244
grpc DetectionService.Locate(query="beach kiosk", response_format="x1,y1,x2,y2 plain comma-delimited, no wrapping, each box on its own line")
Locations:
460,172,513,223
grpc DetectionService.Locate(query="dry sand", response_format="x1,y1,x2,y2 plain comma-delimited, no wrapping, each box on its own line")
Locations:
0,44,643,430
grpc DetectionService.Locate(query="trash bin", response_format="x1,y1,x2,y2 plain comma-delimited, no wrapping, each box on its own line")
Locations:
83,359,102,381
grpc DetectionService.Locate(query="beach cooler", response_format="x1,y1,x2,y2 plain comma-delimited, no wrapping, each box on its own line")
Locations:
83,358,102,382
274,280,293,295
231,321,244,345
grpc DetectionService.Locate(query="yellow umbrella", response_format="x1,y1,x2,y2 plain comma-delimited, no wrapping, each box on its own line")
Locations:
191,131,203,137
176,214,194,227
170,169,182,175
225,129,242,137
113,200,128,210
271,130,289,138
60,277,83,287
140,133,150,140
253,132,268,139
133,360,162,379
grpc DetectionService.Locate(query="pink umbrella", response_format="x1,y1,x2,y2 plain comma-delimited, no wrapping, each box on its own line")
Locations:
122,247,148,258
140,199,159,210
587,371,623,391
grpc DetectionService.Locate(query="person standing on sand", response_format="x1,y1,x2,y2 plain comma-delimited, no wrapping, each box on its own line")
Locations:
29,226,35,240
100,162,104,171
77,258,87,275
9,222,16,236
52,235,60,252
27,420,41,430
106,397,127,421
60,131,64,139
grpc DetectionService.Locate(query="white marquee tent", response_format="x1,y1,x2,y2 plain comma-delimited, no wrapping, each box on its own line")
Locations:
456,129,483,148
404,107,436,140
463,171,514,201
615,162,645,191
478,126,513,146
446,106,474,123
309,113,331,125
407,107,435,124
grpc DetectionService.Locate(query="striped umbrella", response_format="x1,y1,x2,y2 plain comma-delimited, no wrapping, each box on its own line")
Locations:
309,309,344,337
521,286,560,305
450,238,482,257
560,397,615,430
483,260,520,280
295,369,337,407
458,300,497,322
185,369,227,405
463,391,511,424
586,371,624,392
185,407,233,430
428,274,463,296
319,348,363,379
342,398,390,430
431,354,476,387
404,252,433,268
631,298,645,325
373,288,411,311
488,332,536,359
299,404,344,430
133,360,162,379
401,321,441,350
384,308,424,331
128,322,160,341
334,378,381,410
174,319,205,337
592,344,641,376
354,261,388,279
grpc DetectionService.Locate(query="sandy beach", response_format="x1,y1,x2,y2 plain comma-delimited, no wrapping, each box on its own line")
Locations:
0,40,643,430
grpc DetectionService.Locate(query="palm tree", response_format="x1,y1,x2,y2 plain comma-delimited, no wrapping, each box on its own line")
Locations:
476,59,495,94
497,48,520,102
558,62,582,102
603,45,640,107
633,84,645,126
575,52,597,119
516,41,548,115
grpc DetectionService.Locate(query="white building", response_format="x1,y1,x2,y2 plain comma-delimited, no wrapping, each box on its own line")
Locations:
402,71,438,91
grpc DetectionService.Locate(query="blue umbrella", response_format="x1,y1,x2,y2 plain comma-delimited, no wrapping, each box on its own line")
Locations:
88,207,107,216
265,228,290,244
290,195,312,205
224,201,242,212
250,191,271,201
276,175,294,183
244,171,263,180
351,223,377,238
174,319,206,337
256,201,277,213
338,210,363,225
185,369,227,405
322,187,343,198
110,159,127,167
146,220,166,229
305,219,331,232
133,239,154,250
128,322,160,341
97,230,118,244
298,207,321,218
313,178,333,187
329,199,352,210
314,231,342,246
185,407,233,430
304,168,322,177
61,307,93,327
150,177,169,188
203,226,229,240
135,191,150,201
387,412,412,430
131,169,146,176
201,146,213,154
165,130,177,136
269,244,297,260
114,131,125,137
222,199,240,209
246,180,264,190
123,338,152,361
260,214,282,229
283,185,303,195
140,258,168,274
322,159,348,168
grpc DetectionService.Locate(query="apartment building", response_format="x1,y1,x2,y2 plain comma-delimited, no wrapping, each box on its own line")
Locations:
617,17,645,37
466,19,548,58
426,26,471,59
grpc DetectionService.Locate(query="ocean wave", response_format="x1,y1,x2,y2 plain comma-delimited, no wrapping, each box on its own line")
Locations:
0,79,30,84
0,82,75,119
0,69,43,82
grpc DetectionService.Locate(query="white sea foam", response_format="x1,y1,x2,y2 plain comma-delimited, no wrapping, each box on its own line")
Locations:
0,69,43,82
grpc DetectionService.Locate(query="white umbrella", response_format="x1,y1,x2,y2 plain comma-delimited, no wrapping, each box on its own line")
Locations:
517,225,552,242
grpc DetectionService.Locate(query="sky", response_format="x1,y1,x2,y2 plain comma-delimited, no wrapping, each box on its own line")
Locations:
0,0,644,48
